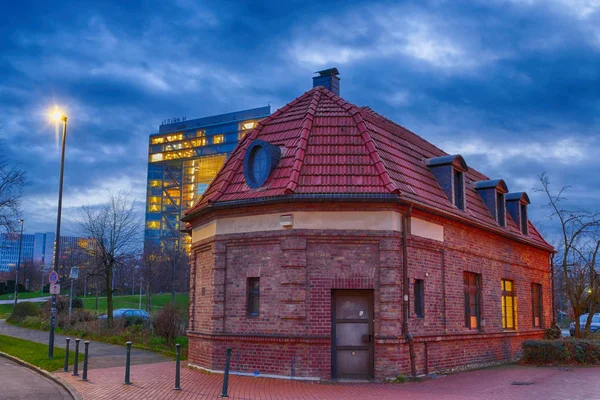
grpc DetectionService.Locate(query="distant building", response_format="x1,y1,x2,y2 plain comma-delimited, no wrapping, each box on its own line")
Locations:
144,106,271,252
0,232,91,273
0,233,34,272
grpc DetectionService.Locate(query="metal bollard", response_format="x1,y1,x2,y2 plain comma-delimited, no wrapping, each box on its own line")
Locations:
64,338,70,372
82,341,90,381
72,339,80,376
220,348,232,398
124,342,132,385
174,343,181,390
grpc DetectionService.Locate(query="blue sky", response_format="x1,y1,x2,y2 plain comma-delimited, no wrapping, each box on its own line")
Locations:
1,0,598,240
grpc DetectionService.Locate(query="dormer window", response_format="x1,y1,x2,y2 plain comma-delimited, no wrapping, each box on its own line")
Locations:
453,170,465,210
496,192,506,227
426,155,469,211
506,192,530,235
474,179,508,226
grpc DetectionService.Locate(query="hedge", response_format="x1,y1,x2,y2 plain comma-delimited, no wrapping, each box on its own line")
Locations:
522,339,600,364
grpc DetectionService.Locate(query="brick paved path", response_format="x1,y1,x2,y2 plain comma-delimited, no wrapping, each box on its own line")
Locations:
0,319,168,369
57,362,600,400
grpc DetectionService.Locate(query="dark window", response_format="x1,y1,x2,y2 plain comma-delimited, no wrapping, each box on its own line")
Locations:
464,272,481,329
247,278,260,317
501,279,516,330
520,204,528,235
532,283,543,328
414,279,425,318
497,192,506,227
453,170,465,210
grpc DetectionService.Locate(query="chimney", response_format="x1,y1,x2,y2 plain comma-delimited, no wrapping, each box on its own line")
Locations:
313,68,340,95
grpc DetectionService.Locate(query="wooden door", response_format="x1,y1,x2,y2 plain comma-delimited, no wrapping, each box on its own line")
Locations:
332,290,374,379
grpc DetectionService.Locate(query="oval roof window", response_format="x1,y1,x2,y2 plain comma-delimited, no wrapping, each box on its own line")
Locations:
243,140,281,189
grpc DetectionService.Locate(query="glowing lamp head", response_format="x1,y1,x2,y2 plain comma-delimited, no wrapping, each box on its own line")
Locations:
50,109,66,122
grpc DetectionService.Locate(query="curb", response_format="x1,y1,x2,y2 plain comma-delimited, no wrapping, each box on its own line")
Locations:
0,351,83,400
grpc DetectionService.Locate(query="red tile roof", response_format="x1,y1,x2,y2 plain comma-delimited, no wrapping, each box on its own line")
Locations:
184,86,552,250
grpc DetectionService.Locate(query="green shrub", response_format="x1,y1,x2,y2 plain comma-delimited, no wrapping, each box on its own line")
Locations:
20,316,48,330
40,296,83,317
8,302,39,323
523,339,600,365
153,303,184,344
543,325,562,340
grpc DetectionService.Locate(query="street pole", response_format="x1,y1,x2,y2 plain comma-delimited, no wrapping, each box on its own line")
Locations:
41,267,45,296
139,276,142,309
13,219,24,309
68,278,74,325
49,113,67,359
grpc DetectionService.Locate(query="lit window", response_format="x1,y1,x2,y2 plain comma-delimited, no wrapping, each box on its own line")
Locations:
150,153,163,162
532,283,542,328
247,277,260,317
147,221,160,229
238,132,247,141
148,196,161,204
149,180,161,187
151,137,165,144
242,121,256,130
148,205,160,212
213,135,225,144
464,272,481,329
501,279,516,330
196,130,205,137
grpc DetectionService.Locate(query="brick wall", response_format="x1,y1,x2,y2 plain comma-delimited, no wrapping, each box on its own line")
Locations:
187,205,551,380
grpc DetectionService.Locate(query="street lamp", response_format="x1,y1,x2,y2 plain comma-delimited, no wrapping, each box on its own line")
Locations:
13,219,24,309
48,108,68,359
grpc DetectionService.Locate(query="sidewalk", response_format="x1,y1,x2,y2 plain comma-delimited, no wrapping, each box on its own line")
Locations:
0,320,168,369
0,296,50,305
57,361,600,400
1,355,73,399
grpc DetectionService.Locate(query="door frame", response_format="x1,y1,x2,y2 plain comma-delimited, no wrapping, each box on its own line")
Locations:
331,289,374,380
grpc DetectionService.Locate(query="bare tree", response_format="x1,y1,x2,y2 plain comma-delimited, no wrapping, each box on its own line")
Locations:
161,242,189,305
0,140,26,233
141,243,162,311
538,173,600,337
21,259,43,291
76,192,140,325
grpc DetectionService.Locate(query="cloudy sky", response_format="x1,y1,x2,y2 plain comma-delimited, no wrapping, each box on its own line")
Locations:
1,0,598,241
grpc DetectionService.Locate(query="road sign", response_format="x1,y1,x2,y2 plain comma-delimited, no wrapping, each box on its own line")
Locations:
50,284,60,295
49,271,59,284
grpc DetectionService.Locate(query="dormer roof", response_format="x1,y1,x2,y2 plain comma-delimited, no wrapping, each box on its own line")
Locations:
473,179,509,193
506,192,531,204
425,155,469,172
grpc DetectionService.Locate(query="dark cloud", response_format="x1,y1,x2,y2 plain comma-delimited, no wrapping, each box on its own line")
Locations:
1,0,598,241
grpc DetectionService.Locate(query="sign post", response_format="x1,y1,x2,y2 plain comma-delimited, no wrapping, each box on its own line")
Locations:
48,270,59,358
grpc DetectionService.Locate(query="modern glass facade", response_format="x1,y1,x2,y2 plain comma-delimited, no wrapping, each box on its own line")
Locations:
144,106,271,252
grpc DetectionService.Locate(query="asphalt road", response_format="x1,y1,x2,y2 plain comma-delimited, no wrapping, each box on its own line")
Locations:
0,356,72,399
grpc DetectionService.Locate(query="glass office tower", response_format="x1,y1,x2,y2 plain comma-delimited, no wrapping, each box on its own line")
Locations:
144,106,271,252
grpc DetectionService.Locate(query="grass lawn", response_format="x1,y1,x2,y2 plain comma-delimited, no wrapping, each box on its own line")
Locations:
0,304,14,318
0,290,50,301
81,293,189,314
0,334,73,371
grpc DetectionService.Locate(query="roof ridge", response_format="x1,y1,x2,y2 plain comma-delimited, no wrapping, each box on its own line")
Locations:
204,88,318,205
284,88,322,195
321,89,400,195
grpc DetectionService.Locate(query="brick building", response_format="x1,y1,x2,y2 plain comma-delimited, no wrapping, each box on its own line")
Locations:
182,69,554,381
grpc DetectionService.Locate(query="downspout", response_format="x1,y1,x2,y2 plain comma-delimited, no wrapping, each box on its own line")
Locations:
401,204,417,378
551,254,556,327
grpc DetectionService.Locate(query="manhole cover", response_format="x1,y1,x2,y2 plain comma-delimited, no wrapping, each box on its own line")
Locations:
511,381,535,386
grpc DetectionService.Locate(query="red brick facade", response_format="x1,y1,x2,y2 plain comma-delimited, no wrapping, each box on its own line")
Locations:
186,204,551,380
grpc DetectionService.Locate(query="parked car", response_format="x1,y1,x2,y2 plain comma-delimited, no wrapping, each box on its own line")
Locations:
569,313,600,336
98,308,150,325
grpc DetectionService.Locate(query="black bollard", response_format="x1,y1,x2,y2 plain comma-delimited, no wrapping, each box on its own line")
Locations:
72,339,80,376
220,348,232,398
82,341,90,381
64,338,70,372
174,343,181,390
124,341,132,385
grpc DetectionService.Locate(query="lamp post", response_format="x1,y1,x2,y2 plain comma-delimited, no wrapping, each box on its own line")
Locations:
13,219,24,309
49,109,68,359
